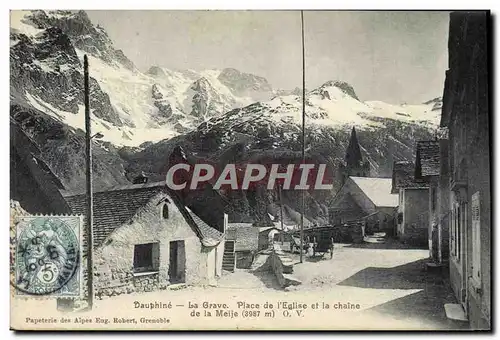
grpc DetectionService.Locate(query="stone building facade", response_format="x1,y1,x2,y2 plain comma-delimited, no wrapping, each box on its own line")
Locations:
391,161,429,246
330,176,397,235
441,11,490,329
415,140,450,264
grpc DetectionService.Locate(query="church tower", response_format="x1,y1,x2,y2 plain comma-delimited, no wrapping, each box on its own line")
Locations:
339,127,370,185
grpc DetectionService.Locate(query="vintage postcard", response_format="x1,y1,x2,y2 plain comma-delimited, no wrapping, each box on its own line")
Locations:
9,9,491,331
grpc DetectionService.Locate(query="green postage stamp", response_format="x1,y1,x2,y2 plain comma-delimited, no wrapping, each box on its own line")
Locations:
13,216,83,299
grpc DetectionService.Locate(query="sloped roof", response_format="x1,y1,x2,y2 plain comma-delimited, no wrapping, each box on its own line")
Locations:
65,185,164,246
186,208,224,245
415,141,440,178
226,223,259,251
391,161,429,194
330,191,363,212
350,177,399,208
65,181,223,247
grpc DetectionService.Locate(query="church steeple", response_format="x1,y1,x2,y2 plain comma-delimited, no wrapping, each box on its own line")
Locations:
345,126,363,167
339,126,370,186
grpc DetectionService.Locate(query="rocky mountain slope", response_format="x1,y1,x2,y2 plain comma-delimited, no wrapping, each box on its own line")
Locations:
10,10,442,224
10,10,273,148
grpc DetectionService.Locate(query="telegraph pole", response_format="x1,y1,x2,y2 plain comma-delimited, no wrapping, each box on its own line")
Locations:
279,183,284,244
84,55,94,310
300,10,306,264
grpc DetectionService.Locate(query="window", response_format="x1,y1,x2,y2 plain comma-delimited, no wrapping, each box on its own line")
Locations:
451,200,467,262
450,204,456,256
133,242,159,273
431,188,437,212
162,204,169,219
457,204,462,260
471,192,481,284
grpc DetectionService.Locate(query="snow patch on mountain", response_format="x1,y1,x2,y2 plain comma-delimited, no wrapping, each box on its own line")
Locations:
25,92,178,146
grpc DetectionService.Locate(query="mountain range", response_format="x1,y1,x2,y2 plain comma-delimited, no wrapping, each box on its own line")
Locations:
10,10,442,224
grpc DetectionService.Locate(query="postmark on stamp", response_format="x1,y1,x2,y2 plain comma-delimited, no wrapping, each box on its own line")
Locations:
13,215,83,298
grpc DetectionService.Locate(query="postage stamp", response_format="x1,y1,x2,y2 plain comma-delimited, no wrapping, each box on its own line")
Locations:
13,215,83,299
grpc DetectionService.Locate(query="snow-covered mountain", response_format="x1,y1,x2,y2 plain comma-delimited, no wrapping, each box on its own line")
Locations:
11,10,441,150
200,80,440,140
10,10,272,147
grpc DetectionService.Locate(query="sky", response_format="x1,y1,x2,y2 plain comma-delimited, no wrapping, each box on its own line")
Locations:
87,10,450,104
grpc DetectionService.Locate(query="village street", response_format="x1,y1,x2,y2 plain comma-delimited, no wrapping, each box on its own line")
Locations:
213,240,464,330
30,237,464,331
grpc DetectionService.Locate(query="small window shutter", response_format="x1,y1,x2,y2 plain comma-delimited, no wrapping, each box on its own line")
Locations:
471,192,481,282
450,204,456,256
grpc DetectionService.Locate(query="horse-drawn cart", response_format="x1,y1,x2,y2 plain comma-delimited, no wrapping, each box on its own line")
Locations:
307,227,335,258
289,226,336,258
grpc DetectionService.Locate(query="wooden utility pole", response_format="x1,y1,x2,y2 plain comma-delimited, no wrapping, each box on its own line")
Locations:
300,10,306,263
84,55,94,310
279,183,284,244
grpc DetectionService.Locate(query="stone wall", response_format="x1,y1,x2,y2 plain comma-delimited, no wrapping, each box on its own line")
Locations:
133,272,161,292
446,11,490,329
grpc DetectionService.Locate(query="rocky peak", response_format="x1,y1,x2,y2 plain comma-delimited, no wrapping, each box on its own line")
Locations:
217,67,272,99
317,80,360,101
191,77,213,92
187,77,229,118
151,83,164,100
21,10,135,70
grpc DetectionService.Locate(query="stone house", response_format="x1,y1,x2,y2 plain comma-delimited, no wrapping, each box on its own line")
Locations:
441,11,490,329
65,181,225,297
415,140,450,264
330,176,398,235
391,161,429,246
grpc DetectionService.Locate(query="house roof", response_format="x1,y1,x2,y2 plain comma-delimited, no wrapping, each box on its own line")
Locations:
391,161,429,194
415,141,440,178
65,181,223,248
330,191,363,212
350,177,399,208
226,223,259,251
